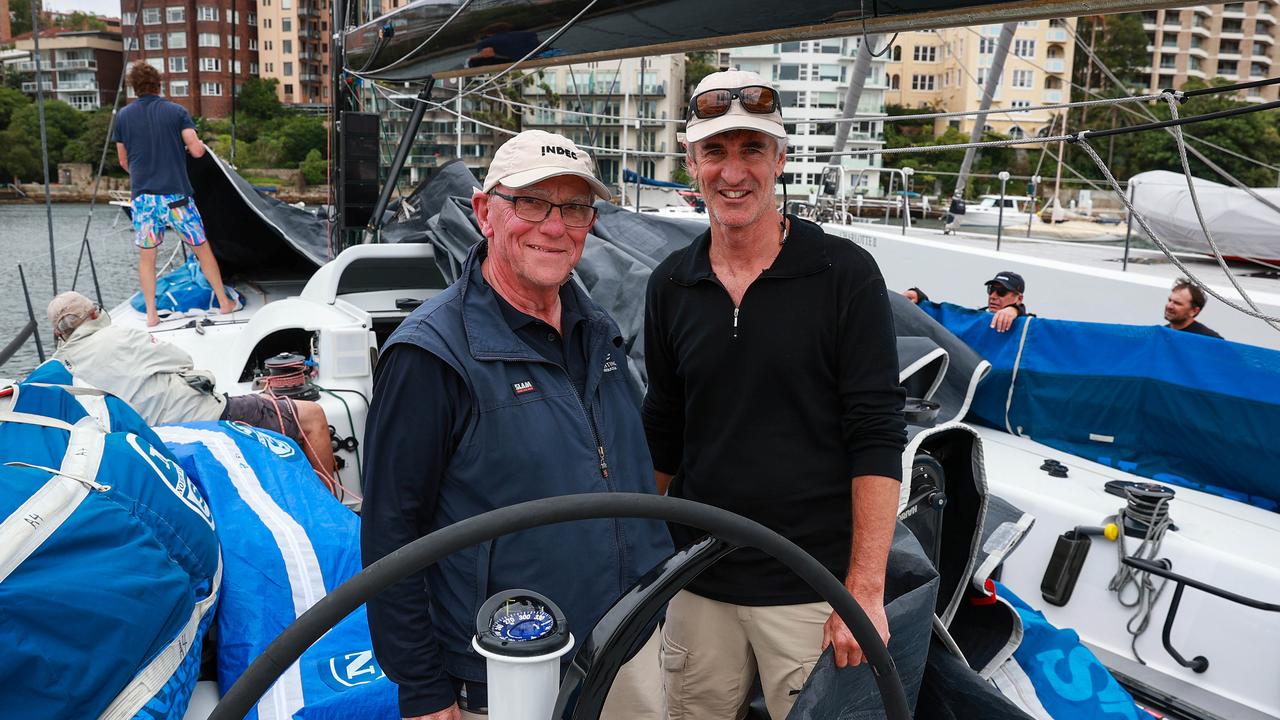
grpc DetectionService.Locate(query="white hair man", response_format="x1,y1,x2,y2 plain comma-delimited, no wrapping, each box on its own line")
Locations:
642,69,907,718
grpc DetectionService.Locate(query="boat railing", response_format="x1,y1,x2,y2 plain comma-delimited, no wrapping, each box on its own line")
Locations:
0,265,47,370
6,182,27,199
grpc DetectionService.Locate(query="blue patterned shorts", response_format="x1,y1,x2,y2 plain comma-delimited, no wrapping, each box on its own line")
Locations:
131,193,208,250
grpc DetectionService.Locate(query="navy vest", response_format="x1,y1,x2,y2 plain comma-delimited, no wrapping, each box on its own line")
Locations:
383,242,673,681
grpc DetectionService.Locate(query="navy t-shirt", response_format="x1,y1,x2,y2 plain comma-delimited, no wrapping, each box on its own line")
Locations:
112,94,196,198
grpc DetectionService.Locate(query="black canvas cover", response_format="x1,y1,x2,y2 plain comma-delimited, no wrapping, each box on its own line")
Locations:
186,151,329,278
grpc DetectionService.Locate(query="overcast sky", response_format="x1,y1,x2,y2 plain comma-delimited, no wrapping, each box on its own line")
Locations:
43,0,122,17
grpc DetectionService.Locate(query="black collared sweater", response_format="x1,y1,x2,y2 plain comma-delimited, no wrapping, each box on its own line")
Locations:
642,216,907,605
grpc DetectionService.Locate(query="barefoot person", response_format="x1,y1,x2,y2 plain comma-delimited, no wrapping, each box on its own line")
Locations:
113,62,234,326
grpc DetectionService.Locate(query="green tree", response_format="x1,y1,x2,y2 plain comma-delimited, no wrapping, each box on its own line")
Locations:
54,11,107,31
0,87,30,130
61,107,123,174
684,51,718,99
300,148,326,185
8,0,34,38
0,126,43,181
279,115,327,163
238,77,284,120
8,99,85,167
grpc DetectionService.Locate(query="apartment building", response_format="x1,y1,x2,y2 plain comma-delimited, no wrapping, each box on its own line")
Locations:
886,19,1077,139
257,0,331,107
522,55,686,186
1140,3,1278,101
121,1,259,118
727,37,888,196
6,28,123,111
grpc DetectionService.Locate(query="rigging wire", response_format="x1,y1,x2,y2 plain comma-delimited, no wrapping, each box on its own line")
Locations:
456,0,600,101
345,0,475,77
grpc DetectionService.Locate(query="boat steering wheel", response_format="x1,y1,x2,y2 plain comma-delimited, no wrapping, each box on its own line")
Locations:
208,493,911,720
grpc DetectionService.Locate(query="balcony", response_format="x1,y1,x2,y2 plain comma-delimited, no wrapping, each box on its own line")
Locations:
1254,55,1273,65
1256,33,1275,44
636,82,666,96
299,72,322,83
56,80,99,92
21,81,53,92
1259,11,1278,25
1046,28,1069,42
1188,46,1209,58
1043,58,1066,73
1192,5,1213,14
1190,24,1212,37
55,59,97,71
297,5,317,18
1221,4,1246,18
1218,51,1242,60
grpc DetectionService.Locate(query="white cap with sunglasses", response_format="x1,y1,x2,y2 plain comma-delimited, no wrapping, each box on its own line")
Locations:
684,69,787,144
483,129,611,200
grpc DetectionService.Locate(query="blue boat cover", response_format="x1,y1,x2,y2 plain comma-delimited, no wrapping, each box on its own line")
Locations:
994,583,1142,719
0,380,220,719
129,254,243,315
919,302,1280,509
158,421,397,720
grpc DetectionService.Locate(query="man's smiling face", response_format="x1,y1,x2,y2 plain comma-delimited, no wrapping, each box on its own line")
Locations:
688,129,786,230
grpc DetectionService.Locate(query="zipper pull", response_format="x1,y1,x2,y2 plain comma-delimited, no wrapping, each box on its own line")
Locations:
732,307,740,338
597,445,610,478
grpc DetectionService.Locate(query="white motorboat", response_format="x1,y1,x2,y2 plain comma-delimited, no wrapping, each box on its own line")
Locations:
953,194,1038,230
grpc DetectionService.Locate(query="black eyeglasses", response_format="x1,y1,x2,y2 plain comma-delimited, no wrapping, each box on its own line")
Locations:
987,285,1012,297
689,85,781,120
489,190,598,228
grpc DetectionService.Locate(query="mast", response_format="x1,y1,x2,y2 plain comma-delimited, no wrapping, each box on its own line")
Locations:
828,33,880,197
954,22,1015,199
30,0,57,294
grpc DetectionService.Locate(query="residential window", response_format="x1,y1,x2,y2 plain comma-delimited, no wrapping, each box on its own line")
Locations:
1159,55,1177,69
1219,61,1239,76
1253,62,1268,76
169,80,189,96
283,18,292,32
233,60,242,74
282,0,292,8
283,39,293,54
143,8,161,24
225,9,239,23
284,83,294,95
912,46,937,62
1012,69,1034,87
284,62,294,76
1010,100,1031,108
145,58,164,74
250,62,259,74
167,32,187,49
201,82,223,96
910,74,935,91
248,13,257,24
891,45,902,62
1162,35,1178,48
198,6,218,21
265,40,273,51
145,33,163,50
979,38,997,54
198,33,220,47
122,12,136,24
1189,57,1202,71
976,68,988,86
166,6,184,23
1013,39,1035,57
124,37,139,50
249,38,258,50
199,57,221,72
776,64,800,80
1255,41,1269,55
263,18,271,29
168,55,187,73
228,35,241,50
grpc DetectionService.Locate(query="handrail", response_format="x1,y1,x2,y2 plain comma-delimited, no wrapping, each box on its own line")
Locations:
1122,557,1280,673
838,167,913,235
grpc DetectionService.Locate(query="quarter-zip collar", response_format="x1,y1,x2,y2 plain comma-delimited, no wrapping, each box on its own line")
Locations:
667,214,832,287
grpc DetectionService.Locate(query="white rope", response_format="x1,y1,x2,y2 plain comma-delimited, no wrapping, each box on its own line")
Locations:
1003,315,1033,436
1107,495,1173,665
1077,139,1280,327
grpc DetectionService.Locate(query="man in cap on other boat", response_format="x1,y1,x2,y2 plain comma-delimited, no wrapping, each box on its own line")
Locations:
361,129,672,720
46,291,336,477
983,270,1031,333
114,61,236,327
642,69,907,719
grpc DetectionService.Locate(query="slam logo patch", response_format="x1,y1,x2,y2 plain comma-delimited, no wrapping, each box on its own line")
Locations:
512,380,537,396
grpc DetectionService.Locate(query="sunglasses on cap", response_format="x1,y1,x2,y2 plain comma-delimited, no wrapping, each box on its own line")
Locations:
689,85,781,120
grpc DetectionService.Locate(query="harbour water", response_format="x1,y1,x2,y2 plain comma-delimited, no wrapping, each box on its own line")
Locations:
0,203,139,378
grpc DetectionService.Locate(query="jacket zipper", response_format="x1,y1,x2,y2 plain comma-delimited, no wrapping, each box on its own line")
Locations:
732,306,740,339
566,379,610,480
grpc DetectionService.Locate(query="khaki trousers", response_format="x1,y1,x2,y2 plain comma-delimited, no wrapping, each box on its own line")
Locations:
662,590,830,720
460,628,663,720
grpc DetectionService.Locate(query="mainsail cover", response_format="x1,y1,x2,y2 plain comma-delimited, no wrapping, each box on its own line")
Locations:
1129,170,1280,261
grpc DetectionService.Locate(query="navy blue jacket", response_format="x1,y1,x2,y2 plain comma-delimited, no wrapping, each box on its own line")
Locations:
362,242,672,716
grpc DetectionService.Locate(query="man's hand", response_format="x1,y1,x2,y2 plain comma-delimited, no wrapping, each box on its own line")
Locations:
990,306,1018,333
405,703,461,720
821,592,890,668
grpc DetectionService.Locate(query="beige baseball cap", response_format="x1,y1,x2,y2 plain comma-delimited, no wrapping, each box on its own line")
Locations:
684,69,787,144
47,291,96,336
482,129,610,200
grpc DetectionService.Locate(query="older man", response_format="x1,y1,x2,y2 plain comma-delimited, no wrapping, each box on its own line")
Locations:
46,291,335,477
984,270,1031,333
361,130,672,720
643,70,907,719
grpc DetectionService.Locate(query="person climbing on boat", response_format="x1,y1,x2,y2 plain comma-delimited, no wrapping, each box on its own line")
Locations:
983,270,1031,333
1164,277,1223,339
642,69,907,720
46,291,336,479
114,61,235,327
360,130,672,720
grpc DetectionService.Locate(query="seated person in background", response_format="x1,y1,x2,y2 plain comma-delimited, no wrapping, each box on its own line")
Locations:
47,291,337,477
902,287,930,304
1164,278,1222,339
984,271,1031,333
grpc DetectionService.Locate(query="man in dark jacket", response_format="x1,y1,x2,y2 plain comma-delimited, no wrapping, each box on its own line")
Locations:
643,69,907,720
361,130,672,720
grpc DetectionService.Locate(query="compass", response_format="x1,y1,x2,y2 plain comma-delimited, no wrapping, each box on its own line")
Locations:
474,589,570,658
